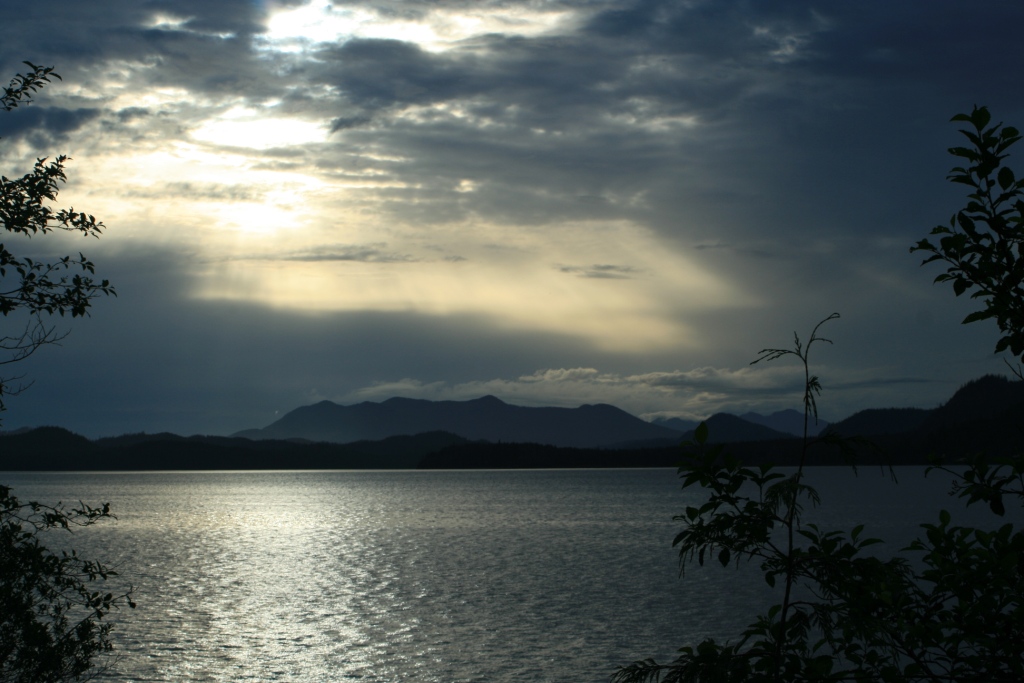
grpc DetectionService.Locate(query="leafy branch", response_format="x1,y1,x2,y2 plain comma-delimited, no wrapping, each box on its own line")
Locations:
0,62,115,415
911,106,1024,361
1,62,61,112
1,484,135,682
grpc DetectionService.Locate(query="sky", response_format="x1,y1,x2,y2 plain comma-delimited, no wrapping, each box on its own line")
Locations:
0,1,1022,438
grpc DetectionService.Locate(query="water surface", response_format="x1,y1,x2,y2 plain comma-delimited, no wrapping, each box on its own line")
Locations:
4,466,1014,682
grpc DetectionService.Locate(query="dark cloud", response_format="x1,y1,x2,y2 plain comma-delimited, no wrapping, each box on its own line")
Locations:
0,2,283,109
252,244,418,263
830,377,937,392
0,106,101,142
121,182,263,201
558,264,640,279
317,38,474,108
155,0,269,36
115,106,150,122
329,114,374,132
692,242,775,258
585,0,662,38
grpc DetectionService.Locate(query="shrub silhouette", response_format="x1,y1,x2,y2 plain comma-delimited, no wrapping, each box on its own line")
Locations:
615,109,1024,682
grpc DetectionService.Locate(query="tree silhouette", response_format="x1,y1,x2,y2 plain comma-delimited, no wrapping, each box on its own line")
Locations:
0,61,114,414
0,63,131,683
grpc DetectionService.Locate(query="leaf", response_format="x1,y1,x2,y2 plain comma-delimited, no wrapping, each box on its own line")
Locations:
962,310,992,324
998,166,1015,190
972,105,991,130
694,422,709,445
948,146,980,161
957,213,976,234
989,494,1005,516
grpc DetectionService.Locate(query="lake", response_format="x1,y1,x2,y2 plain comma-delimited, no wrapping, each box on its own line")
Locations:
3,466,1016,682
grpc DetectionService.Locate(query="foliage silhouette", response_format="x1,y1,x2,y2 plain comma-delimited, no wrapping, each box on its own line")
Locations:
614,318,1023,682
911,105,1024,364
615,108,1024,682
0,63,131,683
0,485,135,682
0,62,114,413
911,104,1024,518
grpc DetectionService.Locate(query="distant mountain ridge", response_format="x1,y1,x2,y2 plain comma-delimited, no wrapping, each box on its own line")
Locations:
740,408,830,437
233,376,1024,449
651,416,702,433
4,374,1023,471
685,413,791,442
650,413,793,443
234,395,682,449
653,409,828,439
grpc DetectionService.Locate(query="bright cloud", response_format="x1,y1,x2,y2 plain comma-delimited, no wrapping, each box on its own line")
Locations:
190,108,327,150
261,0,583,53
339,361,840,421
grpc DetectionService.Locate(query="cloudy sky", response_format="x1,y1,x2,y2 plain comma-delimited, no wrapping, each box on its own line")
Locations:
0,1,1021,438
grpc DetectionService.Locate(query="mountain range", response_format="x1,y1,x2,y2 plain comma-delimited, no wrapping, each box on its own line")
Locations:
229,373,1024,452
651,409,830,438
2,374,1022,470
231,397,840,448
231,373,1024,462
233,395,684,449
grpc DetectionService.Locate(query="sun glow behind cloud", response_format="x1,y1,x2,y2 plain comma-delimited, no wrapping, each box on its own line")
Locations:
192,219,750,352
190,107,327,150
38,88,749,355
48,136,330,249
6,0,767,360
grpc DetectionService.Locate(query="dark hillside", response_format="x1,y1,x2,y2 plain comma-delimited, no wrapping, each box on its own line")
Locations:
0,427,97,469
680,413,791,443
740,408,830,437
918,374,1024,431
828,408,932,437
651,416,701,433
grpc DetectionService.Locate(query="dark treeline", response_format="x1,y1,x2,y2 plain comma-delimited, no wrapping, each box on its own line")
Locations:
0,429,463,470
0,426,980,471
